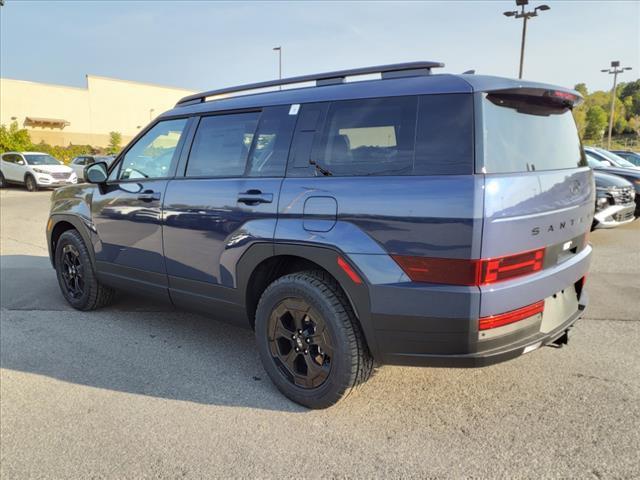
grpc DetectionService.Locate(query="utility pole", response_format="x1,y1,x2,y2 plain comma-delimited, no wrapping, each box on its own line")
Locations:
601,61,632,149
273,46,282,89
503,0,550,79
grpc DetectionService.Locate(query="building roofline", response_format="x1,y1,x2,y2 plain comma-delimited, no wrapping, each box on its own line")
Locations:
86,74,196,93
1,75,195,93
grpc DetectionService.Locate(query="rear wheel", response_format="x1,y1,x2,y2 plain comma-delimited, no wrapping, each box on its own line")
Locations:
25,174,38,192
255,270,373,408
0,172,6,188
54,230,115,310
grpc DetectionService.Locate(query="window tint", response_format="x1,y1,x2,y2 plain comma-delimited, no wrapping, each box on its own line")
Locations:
482,94,585,173
246,106,296,177
316,97,417,176
119,118,187,180
73,157,85,165
186,112,259,177
415,94,474,175
24,154,60,165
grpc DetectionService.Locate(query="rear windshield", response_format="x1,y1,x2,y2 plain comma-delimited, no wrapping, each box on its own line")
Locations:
482,93,585,173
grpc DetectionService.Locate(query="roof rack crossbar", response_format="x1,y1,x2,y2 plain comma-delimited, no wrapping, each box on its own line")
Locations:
176,61,444,106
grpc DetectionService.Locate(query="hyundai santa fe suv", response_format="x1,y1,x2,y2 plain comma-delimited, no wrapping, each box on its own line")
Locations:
46,62,593,408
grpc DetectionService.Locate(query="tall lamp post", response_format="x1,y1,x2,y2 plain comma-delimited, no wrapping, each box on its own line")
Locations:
601,61,632,149
503,0,550,79
273,46,282,89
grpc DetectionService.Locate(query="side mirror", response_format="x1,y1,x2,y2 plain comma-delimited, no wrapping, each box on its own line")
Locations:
601,160,612,167
17,159,25,165
85,162,108,184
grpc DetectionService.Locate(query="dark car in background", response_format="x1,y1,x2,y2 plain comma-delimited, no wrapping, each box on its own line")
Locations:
586,151,640,217
46,62,593,408
584,146,640,170
592,171,636,228
611,150,640,167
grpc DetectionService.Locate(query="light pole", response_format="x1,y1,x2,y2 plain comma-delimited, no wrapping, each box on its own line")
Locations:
273,46,282,88
601,61,632,149
503,0,550,79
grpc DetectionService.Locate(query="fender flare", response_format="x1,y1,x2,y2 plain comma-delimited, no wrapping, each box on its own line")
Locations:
236,242,380,359
47,214,97,269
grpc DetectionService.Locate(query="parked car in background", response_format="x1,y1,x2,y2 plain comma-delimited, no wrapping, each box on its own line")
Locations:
586,151,640,217
0,152,77,191
70,155,115,181
611,150,640,167
46,62,593,408
584,146,640,170
592,171,636,229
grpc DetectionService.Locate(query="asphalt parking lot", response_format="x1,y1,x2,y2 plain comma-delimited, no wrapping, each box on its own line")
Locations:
1,186,639,479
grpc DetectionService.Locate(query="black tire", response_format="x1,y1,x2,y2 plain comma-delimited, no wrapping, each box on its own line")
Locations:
54,229,115,311
255,270,373,409
25,174,38,192
0,171,6,188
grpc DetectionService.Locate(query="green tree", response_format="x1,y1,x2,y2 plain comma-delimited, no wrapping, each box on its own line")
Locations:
0,121,32,152
107,131,122,154
574,83,588,98
584,106,608,140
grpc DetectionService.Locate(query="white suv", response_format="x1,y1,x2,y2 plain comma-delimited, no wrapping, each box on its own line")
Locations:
0,151,77,191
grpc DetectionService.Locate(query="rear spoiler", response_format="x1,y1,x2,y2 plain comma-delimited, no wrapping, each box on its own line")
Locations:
487,87,583,108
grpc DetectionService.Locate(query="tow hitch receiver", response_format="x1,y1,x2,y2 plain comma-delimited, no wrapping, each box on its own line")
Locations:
549,330,570,348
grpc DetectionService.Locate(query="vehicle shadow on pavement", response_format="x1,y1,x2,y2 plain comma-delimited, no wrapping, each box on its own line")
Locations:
0,255,306,412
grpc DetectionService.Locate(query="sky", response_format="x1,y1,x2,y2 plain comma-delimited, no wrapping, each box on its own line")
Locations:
1,1,638,94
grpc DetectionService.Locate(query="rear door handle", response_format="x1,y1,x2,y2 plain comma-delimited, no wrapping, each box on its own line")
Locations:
137,190,161,202
237,190,273,205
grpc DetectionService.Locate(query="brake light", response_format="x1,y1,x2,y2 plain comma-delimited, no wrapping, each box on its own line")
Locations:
479,300,545,331
481,248,545,284
392,248,545,286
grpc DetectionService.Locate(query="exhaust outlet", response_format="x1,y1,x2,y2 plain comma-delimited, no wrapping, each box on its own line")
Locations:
548,330,569,348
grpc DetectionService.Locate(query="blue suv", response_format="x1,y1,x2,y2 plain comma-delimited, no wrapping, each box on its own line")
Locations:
47,62,593,408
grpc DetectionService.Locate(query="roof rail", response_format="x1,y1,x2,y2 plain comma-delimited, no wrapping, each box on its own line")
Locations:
175,61,445,106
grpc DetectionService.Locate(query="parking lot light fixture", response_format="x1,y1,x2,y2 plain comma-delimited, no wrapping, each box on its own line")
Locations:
601,61,633,149
503,0,551,79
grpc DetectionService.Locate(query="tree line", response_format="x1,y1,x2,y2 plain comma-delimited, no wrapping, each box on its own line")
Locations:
0,123,122,163
573,79,640,147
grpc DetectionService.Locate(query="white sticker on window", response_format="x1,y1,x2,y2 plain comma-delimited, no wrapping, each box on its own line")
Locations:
289,104,300,115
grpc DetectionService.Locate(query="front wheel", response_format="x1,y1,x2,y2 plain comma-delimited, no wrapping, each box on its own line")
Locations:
25,175,38,192
54,229,115,310
255,270,373,409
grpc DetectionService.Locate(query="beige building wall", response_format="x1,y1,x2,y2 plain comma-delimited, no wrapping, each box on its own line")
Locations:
0,75,196,148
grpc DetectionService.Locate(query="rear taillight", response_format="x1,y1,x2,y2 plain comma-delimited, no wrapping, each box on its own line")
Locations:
478,300,545,331
392,248,545,286
481,248,545,284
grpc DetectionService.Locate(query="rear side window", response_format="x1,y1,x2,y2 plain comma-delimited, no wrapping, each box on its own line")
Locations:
415,94,473,175
482,93,585,173
310,94,474,176
186,112,259,177
315,96,417,176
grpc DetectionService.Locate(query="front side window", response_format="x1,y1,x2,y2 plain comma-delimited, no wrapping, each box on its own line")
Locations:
186,112,259,177
24,154,61,165
118,118,187,180
315,97,417,176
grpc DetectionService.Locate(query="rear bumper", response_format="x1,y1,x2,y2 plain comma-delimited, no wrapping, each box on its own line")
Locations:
366,246,591,368
381,293,586,368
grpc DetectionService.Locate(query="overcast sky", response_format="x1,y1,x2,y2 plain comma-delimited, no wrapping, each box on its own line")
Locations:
1,1,638,94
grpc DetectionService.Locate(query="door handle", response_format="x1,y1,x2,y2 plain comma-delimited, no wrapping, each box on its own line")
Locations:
137,190,161,202
237,190,273,205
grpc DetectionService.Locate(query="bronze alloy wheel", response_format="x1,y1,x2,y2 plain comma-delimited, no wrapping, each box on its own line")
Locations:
267,297,333,389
